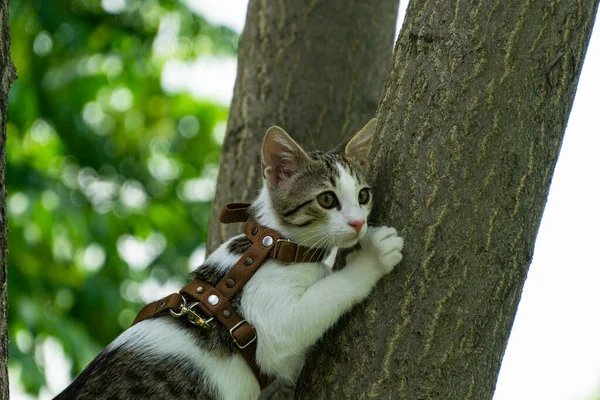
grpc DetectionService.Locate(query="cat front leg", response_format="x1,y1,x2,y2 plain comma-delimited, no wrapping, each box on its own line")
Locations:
287,226,404,349
349,226,404,275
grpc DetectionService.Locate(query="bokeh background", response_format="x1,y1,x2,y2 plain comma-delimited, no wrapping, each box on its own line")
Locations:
8,0,237,397
6,1,600,399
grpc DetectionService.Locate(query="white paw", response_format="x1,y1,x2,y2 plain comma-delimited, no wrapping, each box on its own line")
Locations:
357,226,404,275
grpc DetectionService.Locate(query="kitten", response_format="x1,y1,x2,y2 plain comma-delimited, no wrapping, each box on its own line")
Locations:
54,118,404,400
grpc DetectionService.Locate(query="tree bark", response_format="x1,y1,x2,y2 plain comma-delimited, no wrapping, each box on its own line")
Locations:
0,0,16,398
296,1,599,399
207,0,399,253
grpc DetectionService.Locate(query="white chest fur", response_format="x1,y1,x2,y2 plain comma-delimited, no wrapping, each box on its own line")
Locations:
241,259,332,381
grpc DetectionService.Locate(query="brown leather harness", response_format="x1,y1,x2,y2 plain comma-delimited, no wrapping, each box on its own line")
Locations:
132,202,326,389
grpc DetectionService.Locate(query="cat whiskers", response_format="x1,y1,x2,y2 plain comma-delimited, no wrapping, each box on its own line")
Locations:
286,228,336,262
297,231,329,250
300,234,333,261
301,236,327,256
316,236,335,261
293,227,324,242
293,228,327,248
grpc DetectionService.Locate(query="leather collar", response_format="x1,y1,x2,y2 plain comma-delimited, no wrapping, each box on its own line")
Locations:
225,202,327,265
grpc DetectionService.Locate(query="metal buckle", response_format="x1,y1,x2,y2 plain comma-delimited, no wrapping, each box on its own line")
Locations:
229,320,257,349
273,239,299,264
169,297,213,329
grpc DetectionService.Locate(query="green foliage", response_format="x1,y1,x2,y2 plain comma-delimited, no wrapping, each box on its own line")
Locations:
7,0,237,395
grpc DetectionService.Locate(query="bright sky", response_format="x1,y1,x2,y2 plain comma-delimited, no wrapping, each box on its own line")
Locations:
186,1,600,399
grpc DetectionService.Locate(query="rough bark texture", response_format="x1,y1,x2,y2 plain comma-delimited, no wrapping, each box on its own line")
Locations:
207,0,399,253
0,0,15,397
296,1,599,399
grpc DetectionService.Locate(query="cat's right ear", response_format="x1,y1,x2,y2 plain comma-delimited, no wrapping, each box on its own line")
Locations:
261,126,310,187
344,118,377,167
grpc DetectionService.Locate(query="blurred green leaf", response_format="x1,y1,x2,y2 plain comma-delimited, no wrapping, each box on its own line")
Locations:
8,0,238,395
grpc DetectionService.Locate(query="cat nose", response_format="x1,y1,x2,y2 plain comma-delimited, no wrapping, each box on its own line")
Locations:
348,219,365,234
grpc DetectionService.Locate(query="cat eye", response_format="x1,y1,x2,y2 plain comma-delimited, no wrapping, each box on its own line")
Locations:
358,188,370,205
316,191,338,209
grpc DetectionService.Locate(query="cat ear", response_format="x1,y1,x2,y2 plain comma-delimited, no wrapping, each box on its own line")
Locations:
344,118,377,167
261,126,310,187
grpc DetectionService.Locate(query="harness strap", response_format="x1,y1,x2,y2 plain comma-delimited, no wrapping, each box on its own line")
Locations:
132,292,183,325
132,202,326,390
179,280,269,387
218,202,252,223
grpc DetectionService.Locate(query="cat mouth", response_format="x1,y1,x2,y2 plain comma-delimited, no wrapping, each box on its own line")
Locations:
337,233,362,249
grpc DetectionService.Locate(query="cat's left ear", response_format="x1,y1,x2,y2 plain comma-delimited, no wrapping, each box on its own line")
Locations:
344,118,377,167
262,126,311,187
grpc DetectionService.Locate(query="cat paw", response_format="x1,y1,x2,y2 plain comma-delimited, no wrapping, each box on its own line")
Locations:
358,226,404,275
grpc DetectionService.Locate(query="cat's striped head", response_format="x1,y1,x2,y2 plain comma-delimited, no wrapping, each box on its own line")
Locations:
258,119,377,249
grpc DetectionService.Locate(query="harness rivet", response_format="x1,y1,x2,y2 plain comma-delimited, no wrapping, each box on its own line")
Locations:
222,310,231,318
226,279,235,287
251,227,258,235
208,295,219,305
244,257,253,266
262,236,274,247
196,286,205,294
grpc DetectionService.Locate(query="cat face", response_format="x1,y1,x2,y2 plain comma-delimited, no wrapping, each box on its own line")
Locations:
260,119,377,249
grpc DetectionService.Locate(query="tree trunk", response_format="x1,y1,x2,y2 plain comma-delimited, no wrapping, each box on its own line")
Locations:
0,0,16,397
207,0,399,253
296,1,599,399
